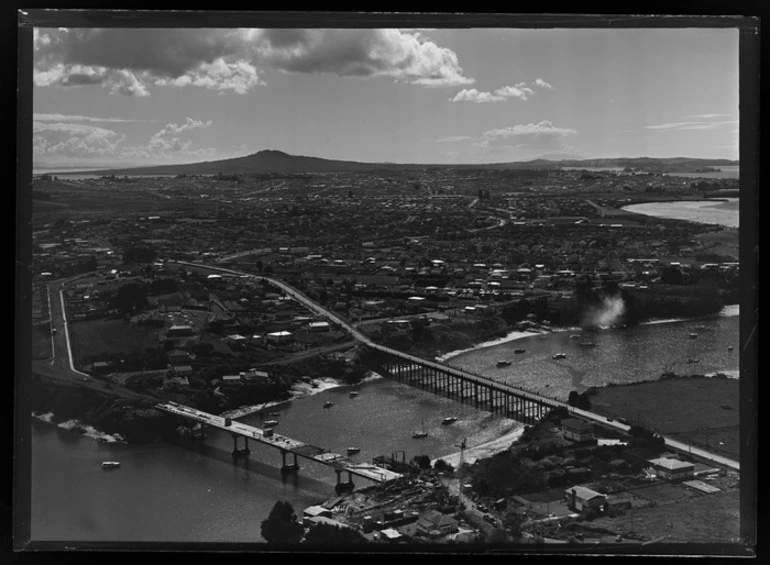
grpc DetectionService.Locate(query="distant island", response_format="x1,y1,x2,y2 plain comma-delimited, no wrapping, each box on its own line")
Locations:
47,150,738,177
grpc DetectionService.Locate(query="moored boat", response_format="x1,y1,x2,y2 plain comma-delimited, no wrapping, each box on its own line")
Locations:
347,447,361,454
412,430,428,439
264,420,279,427
323,401,334,408
101,461,120,470
552,353,566,359
441,417,458,425
496,360,511,367
514,348,526,354
349,391,359,398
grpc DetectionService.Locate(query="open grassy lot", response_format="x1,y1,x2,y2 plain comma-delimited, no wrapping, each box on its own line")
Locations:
591,487,741,544
68,318,163,362
589,376,740,459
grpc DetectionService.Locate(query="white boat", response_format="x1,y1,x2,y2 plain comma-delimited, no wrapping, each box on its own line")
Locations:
412,417,428,438
101,461,120,470
689,333,698,339
349,391,359,398
323,401,334,409
347,447,361,454
442,417,458,425
552,353,566,359
264,420,279,427
496,360,511,367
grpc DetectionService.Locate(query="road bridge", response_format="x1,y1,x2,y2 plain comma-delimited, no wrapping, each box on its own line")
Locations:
165,261,740,471
156,401,401,492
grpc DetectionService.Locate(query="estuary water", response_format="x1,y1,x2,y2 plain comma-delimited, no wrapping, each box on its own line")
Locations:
26,199,741,545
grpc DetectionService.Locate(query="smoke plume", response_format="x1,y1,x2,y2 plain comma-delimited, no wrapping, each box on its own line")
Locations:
582,296,626,329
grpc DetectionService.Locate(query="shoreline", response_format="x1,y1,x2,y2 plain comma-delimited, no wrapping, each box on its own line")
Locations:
220,373,384,420
436,304,739,364
32,411,128,444
432,424,526,469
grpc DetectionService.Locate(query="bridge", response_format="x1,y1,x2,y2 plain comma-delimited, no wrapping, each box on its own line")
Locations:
165,261,740,472
156,401,401,492
171,261,565,426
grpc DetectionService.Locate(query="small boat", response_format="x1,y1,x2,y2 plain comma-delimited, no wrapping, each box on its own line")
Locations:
264,420,279,427
412,417,428,438
101,461,120,470
268,412,281,417
689,333,698,339
323,401,334,409
570,334,582,340
496,360,511,367
349,391,359,398
727,346,734,351
552,353,566,359
578,340,597,347
514,349,526,354
347,447,361,455
442,417,458,425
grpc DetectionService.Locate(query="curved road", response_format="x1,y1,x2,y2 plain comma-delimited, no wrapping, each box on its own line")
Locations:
112,260,744,471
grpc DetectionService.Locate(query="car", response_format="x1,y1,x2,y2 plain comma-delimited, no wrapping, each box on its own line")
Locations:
51,328,57,335
476,504,487,512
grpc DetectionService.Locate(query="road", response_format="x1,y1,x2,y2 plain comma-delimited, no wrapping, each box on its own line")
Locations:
41,261,741,473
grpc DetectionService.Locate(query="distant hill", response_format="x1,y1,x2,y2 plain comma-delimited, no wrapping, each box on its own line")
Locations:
57,150,738,176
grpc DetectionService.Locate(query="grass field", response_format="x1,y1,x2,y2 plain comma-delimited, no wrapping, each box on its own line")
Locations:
589,376,740,459
68,318,163,362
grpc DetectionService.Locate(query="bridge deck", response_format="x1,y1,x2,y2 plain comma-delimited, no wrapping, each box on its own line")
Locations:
157,402,401,483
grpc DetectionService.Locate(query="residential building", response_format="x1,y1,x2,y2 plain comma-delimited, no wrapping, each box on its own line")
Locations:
561,418,595,442
564,486,608,513
647,457,695,481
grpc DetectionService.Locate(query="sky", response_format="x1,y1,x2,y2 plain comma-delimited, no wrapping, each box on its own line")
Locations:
30,25,741,170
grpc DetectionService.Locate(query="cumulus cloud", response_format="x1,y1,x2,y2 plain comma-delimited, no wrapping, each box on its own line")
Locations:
33,27,473,95
450,79,552,103
148,118,214,152
479,120,578,153
33,116,216,163
33,121,127,158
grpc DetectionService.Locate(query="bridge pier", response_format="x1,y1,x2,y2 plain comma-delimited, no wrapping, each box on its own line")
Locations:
334,469,355,494
280,450,300,475
232,434,250,457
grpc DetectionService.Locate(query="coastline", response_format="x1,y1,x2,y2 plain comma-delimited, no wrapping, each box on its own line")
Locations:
220,372,384,420
32,411,128,444
433,424,526,469
437,303,740,364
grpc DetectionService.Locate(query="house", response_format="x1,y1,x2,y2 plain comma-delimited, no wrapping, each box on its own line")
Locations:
170,365,193,377
220,374,242,386
266,331,293,344
167,324,194,338
302,505,332,522
647,457,695,481
561,418,595,442
564,486,608,513
416,509,459,537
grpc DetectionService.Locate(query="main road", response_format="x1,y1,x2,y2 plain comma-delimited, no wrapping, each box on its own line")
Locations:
168,259,739,472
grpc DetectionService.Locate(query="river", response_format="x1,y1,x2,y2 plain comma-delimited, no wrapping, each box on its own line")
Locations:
26,201,741,545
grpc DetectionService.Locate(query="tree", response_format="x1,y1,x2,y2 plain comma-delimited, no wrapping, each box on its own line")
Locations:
413,454,432,469
110,282,148,316
260,501,304,544
303,522,366,545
